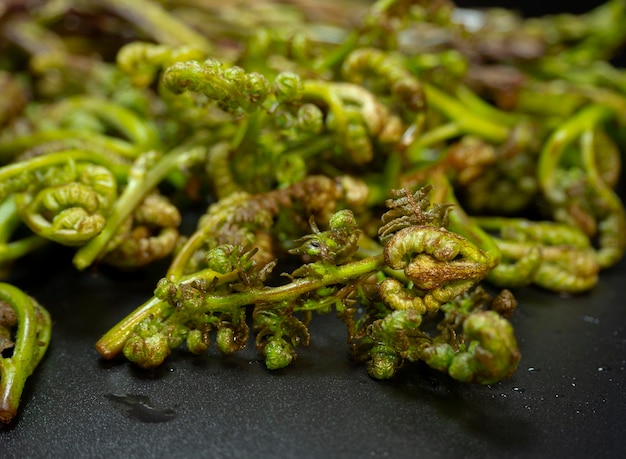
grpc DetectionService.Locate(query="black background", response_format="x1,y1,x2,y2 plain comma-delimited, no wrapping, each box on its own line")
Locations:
2,2,625,458
457,0,606,15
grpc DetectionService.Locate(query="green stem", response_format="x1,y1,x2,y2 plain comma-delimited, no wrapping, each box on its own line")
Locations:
95,267,243,358
97,255,384,360
0,195,49,263
454,85,521,127
407,122,463,155
0,149,130,184
288,136,336,160
56,97,161,153
0,130,137,163
96,296,165,359
166,226,211,279
580,127,626,268
201,254,384,311
0,236,48,263
314,30,359,72
537,104,612,202
0,197,21,242
423,83,510,143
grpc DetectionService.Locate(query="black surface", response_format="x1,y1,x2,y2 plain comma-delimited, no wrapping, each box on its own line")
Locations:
2,1,626,458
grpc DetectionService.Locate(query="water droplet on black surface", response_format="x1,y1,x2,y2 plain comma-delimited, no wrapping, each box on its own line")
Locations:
527,367,540,372
512,387,525,393
597,366,612,372
582,315,600,324
105,393,177,423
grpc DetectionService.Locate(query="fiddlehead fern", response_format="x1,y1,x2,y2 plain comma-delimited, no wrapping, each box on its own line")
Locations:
13,163,118,246
538,104,626,269
117,42,207,89
4,0,622,400
0,283,51,424
342,46,427,145
253,304,311,370
475,217,601,293
362,286,519,382
72,146,207,270
100,192,181,269
162,59,272,115
288,209,361,265
378,186,491,312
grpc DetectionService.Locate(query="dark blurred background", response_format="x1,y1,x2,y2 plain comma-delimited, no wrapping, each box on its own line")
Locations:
455,1,625,66
456,0,605,15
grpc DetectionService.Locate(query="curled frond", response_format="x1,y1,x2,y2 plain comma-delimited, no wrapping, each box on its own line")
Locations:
101,192,181,269
253,304,311,370
288,209,361,264
162,59,272,114
447,311,520,384
14,163,118,246
342,47,426,114
538,104,626,268
378,185,452,243
117,42,206,88
476,217,601,293
0,283,52,424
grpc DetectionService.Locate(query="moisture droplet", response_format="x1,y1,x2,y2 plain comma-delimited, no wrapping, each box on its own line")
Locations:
500,393,508,398
597,366,612,372
528,367,540,372
512,387,525,394
582,315,600,324
105,393,177,423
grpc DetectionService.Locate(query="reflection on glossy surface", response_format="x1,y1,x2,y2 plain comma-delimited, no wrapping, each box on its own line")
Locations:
105,393,177,423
